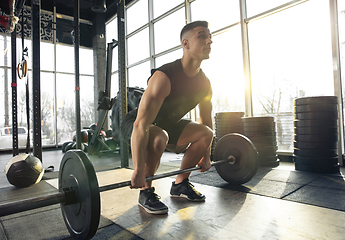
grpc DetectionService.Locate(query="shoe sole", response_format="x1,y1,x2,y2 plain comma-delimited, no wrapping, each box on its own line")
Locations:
170,194,206,202
138,203,168,215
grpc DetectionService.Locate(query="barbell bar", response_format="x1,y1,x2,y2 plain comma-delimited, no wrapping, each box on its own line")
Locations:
98,157,235,192
0,157,235,217
0,133,259,240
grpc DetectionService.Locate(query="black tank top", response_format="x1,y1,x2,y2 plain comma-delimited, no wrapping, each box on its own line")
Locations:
149,59,211,126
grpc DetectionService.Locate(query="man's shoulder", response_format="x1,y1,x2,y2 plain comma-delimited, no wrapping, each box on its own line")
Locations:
156,59,181,72
149,59,181,80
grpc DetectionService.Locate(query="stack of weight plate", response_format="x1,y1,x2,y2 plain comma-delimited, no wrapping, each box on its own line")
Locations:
215,112,244,140
242,117,279,167
213,112,244,161
294,96,339,173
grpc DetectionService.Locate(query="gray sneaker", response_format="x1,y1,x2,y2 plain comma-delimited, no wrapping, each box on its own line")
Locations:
138,187,168,214
170,178,205,201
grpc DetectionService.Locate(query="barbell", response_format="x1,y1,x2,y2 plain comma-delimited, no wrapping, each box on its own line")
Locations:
0,133,258,240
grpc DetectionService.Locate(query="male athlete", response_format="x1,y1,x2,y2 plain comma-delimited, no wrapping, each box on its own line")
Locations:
121,21,213,214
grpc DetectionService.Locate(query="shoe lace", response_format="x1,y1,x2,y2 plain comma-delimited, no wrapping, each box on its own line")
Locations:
148,191,161,202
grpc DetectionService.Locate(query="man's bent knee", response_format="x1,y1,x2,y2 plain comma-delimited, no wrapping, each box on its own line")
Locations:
148,126,169,154
201,125,214,145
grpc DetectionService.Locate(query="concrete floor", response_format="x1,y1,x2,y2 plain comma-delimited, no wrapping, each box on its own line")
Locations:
0,149,345,239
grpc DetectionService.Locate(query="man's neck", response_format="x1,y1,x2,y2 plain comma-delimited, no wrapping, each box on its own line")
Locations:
181,56,202,78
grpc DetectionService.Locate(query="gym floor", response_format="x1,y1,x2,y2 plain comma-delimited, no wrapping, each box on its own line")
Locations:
0,150,345,240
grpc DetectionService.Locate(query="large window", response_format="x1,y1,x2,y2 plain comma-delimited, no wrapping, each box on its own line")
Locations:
103,0,343,155
339,0,345,134
126,0,148,34
56,44,74,73
155,49,183,68
40,72,55,145
0,31,94,150
127,28,150,65
1,0,343,153
191,0,240,31
245,0,293,17
41,42,54,71
106,17,118,73
153,8,185,54
55,47,94,144
128,61,151,88
202,26,245,117
153,0,183,18
249,0,334,151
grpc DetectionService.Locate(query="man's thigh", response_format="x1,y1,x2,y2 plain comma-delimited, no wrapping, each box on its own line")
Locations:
175,122,212,147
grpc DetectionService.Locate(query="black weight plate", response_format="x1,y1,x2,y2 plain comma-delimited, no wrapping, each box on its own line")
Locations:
295,111,338,120
214,133,258,185
215,124,242,130
216,133,243,139
215,119,243,123
294,134,338,142
293,156,339,165
256,145,278,152
59,150,100,240
216,131,243,136
215,120,242,124
248,135,277,143
257,150,277,157
294,104,338,113
258,157,279,167
252,141,277,148
242,125,276,132
294,96,337,106
215,126,242,131
216,131,242,136
62,141,73,153
258,155,278,162
215,112,245,117
242,121,276,128
295,162,340,173
294,141,338,150
65,142,76,152
215,122,242,126
242,131,276,137
215,118,242,122
241,117,274,123
294,148,338,157
294,119,338,127
294,127,337,135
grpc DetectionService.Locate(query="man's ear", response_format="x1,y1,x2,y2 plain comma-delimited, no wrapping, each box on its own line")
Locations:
182,39,189,49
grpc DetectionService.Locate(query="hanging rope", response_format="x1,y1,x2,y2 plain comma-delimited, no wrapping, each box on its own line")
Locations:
8,0,18,32
17,7,28,79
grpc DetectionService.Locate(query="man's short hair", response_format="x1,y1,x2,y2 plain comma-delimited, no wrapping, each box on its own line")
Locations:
180,21,209,42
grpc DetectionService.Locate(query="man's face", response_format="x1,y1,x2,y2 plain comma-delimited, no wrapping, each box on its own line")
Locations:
183,26,212,60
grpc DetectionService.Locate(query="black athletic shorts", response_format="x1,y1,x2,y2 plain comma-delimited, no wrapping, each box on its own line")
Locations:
121,108,191,148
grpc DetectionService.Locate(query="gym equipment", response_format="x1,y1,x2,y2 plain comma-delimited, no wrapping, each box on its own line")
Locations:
5,154,44,188
0,133,258,240
87,40,117,155
242,117,279,167
294,96,339,173
110,86,145,141
214,112,244,140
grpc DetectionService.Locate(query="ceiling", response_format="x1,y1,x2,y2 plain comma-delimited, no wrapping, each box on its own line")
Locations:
23,0,134,22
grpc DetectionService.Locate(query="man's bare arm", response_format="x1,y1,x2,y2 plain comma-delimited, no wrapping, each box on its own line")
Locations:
130,71,170,188
199,87,213,130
